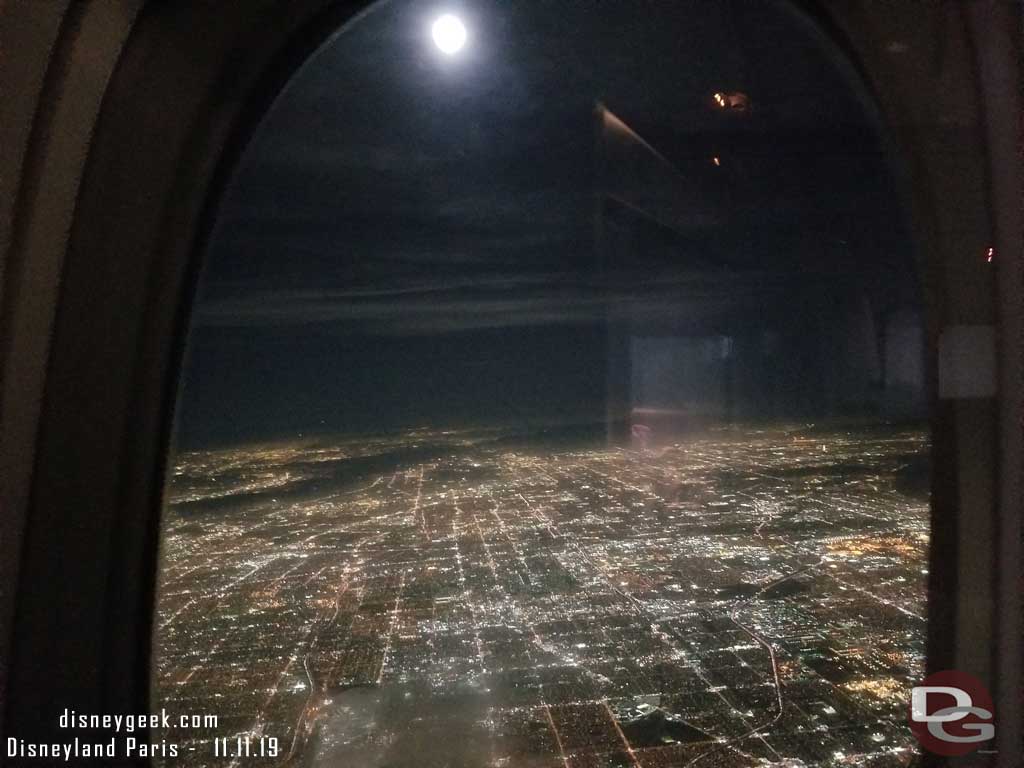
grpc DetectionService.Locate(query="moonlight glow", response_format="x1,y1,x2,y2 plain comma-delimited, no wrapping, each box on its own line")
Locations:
432,14,467,54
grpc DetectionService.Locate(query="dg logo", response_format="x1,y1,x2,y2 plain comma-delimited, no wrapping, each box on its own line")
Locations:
909,670,995,756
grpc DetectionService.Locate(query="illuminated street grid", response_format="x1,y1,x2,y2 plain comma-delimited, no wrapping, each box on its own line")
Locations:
155,425,928,767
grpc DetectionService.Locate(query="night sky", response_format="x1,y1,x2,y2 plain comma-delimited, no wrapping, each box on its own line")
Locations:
175,0,918,448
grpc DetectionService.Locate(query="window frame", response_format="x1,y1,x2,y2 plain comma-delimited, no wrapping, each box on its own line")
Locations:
0,2,1017,765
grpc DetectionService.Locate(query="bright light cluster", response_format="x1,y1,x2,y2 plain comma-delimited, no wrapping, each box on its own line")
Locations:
432,14,467,55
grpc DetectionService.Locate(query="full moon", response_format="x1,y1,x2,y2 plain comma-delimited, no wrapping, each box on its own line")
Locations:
432,14,467,54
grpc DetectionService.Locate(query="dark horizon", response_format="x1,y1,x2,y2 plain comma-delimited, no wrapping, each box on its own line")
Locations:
173,0,923,450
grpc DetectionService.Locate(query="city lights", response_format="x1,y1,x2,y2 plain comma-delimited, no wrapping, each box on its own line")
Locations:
156,425,929,765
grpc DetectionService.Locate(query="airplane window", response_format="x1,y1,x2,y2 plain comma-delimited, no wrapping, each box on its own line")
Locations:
154,1,930,765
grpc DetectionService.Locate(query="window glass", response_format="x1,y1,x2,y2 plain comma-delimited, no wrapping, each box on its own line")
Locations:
155,2,930,765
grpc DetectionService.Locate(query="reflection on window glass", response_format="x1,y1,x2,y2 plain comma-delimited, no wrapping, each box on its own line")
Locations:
155,1,930,765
